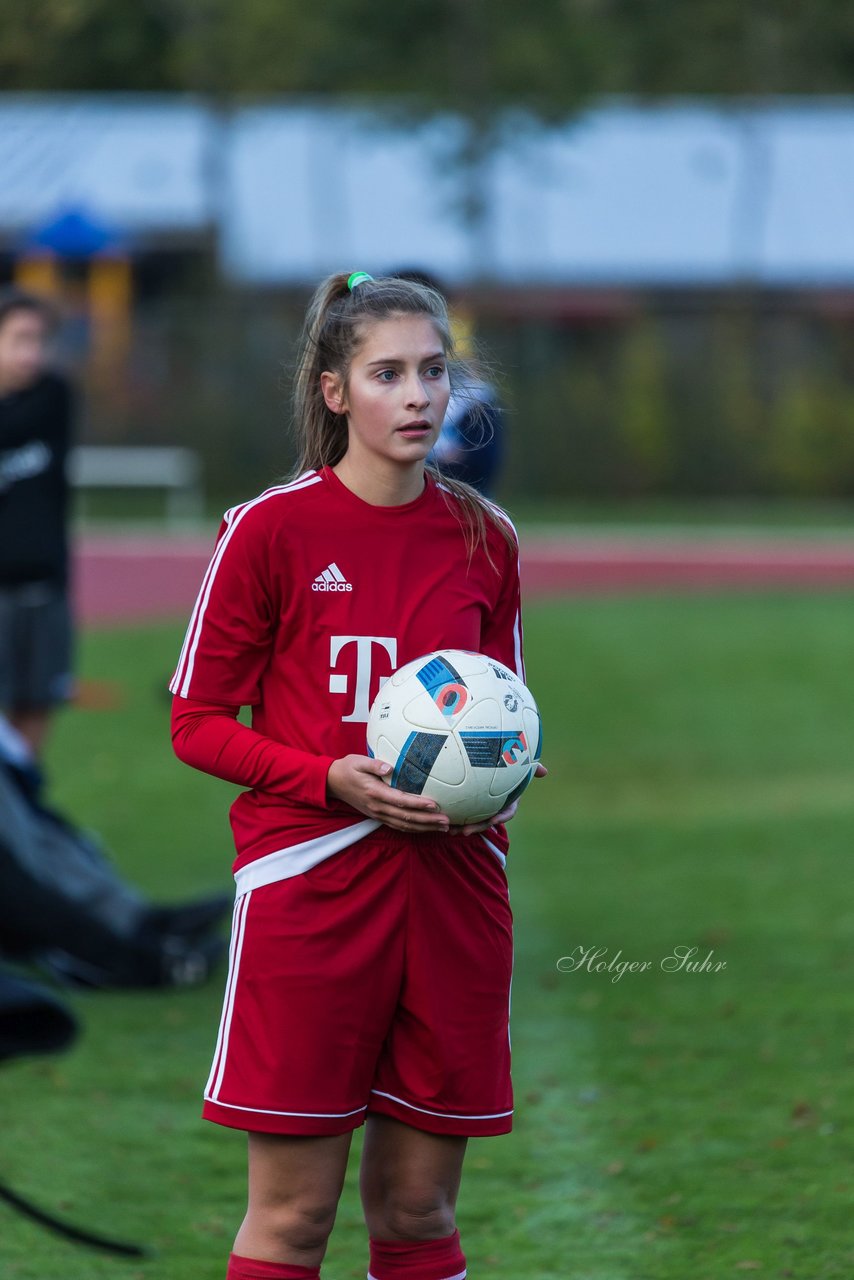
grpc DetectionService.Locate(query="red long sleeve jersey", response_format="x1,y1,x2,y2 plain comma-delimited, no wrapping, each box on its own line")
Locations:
170,466,524,892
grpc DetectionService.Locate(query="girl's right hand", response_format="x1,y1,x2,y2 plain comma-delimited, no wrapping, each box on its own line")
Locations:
326,755,450,833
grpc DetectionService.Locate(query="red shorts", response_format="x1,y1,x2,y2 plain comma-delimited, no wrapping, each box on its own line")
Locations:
202,829,514,1137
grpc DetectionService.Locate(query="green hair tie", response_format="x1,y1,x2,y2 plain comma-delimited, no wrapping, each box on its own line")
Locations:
347,271,374,291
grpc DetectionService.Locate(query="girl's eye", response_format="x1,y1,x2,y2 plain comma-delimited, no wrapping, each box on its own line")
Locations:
377,370,397,382
426,365,446,379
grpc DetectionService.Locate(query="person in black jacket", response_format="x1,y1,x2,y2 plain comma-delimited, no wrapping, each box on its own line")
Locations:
0,288,74,759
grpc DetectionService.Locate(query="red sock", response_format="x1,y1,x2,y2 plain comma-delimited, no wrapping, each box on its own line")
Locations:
368,1229,466,1280
227,1254,320,1279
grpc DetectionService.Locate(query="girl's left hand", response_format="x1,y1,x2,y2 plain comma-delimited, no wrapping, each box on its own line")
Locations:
449,761,549,838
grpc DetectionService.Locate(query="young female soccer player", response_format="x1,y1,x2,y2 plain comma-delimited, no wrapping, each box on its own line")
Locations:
170,272,546,1280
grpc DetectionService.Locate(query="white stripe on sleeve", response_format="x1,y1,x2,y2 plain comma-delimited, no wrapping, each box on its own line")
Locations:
170,473,320,699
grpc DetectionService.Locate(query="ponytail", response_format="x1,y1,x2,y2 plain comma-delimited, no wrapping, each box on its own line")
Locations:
291,272,353,473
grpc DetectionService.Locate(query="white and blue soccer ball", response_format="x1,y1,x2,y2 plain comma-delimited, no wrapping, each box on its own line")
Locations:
367,649,542,824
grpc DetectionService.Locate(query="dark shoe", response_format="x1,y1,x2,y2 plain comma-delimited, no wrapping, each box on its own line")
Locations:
158,935,226,988
141,892,232,941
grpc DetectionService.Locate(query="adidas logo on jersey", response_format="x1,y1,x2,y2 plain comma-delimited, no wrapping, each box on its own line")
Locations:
312,562,353,592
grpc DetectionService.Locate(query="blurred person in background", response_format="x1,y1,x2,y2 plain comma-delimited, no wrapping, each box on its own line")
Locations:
0,288,75,760
0,709,229,989
392,269,504,495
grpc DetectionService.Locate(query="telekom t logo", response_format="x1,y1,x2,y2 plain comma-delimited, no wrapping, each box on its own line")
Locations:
329,635,397,722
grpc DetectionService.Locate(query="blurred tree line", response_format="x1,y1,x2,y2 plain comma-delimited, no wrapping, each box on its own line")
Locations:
6,0,854,502
2,0,853,101
492,303,854,501
98,294,854,504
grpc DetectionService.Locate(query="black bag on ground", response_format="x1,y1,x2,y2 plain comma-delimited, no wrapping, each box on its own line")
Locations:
0,966,77,1062
0,721,228,988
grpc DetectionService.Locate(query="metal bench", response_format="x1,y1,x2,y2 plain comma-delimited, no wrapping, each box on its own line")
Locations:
69,446,203,523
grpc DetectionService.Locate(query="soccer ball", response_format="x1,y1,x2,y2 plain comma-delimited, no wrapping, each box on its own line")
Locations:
366,649,542,824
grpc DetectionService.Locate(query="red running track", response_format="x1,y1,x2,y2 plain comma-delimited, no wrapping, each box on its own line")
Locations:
74,530,854,625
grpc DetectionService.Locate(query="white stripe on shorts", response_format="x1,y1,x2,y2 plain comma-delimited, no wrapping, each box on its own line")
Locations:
369,1272,466,1280
205,890,252,1101
203,1097,367,1119
370,1088,513,1122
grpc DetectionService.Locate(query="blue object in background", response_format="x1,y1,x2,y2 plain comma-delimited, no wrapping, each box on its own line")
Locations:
25,204,125,259
430,379,503,496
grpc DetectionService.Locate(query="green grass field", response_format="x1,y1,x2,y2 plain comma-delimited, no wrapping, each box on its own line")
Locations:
2,594,854,1279
74,491,854,534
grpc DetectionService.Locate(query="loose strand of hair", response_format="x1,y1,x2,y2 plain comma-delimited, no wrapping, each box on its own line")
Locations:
427,465,517,572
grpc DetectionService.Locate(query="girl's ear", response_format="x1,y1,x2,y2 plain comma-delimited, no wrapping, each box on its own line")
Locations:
320,371,346,416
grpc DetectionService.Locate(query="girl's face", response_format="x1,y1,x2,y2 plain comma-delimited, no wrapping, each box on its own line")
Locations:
0,309,47,392
321,314,450,472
